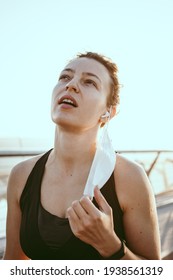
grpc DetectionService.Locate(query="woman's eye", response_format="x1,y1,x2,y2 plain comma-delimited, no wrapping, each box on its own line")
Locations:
85,79,97,87
59,74,71,81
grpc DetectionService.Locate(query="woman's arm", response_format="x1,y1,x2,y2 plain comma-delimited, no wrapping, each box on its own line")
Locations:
67,155,161,260
3,164,30,259
3,155,42,260
114,154,161,260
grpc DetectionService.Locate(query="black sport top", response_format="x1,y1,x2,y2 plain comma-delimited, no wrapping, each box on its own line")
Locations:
20,149,125,259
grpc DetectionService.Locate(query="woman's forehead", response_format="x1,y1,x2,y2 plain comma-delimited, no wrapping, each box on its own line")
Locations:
64,57,110,79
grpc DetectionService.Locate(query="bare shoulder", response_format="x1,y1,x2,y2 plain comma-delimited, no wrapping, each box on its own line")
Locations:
115,153,147,181
114,153,154,211
7,153,44,203
114,154,161,259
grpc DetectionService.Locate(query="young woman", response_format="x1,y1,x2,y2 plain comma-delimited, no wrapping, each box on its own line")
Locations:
3,52,161,260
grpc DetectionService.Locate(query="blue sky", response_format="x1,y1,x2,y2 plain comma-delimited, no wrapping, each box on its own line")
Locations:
0,0,173,150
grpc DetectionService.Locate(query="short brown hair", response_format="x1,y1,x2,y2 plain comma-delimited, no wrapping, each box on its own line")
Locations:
77,52,120,107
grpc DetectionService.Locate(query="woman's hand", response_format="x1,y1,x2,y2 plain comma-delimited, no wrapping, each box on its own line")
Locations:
66,186,121,257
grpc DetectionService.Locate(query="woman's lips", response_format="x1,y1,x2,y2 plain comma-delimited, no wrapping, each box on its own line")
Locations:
58,94,78,107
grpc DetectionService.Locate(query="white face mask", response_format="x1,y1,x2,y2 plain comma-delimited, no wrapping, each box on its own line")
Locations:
83,111,116,198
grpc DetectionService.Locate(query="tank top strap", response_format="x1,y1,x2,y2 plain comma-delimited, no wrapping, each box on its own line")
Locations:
20,149,52,211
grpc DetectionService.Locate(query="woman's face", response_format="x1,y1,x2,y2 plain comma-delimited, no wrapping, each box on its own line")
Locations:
51,57,111,132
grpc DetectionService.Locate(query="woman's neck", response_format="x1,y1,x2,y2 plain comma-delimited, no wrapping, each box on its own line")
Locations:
50,126,98,171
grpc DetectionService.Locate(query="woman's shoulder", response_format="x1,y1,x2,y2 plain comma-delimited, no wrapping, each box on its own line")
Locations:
114,153,153,211
12,152,44,171
115,153,145,177
7,153,45,203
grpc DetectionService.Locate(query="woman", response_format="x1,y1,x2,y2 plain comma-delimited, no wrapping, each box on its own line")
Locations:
3,52,161,260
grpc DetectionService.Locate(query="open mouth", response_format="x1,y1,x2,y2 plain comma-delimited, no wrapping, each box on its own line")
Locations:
58,95,78,107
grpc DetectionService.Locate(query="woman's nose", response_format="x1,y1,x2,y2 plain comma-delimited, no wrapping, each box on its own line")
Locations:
66,79,79,93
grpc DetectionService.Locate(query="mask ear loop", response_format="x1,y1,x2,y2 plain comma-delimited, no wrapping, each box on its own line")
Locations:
99,106,112,145
83,106,116,198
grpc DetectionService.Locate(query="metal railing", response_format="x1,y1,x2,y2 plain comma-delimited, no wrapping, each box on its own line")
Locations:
1,149,173,194
1,149,173,176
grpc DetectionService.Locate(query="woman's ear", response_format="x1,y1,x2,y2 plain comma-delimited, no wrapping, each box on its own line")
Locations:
110,105,116,119
99,106,117,127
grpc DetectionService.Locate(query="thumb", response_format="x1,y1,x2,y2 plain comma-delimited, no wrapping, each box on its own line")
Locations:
94,186,111,214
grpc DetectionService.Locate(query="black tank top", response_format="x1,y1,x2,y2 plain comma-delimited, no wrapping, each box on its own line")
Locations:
20,149,125,259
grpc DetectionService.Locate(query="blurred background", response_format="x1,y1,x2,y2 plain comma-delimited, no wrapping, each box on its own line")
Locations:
0,0,173,259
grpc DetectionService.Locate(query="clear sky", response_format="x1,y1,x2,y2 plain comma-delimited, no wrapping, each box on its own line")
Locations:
0,0,173,150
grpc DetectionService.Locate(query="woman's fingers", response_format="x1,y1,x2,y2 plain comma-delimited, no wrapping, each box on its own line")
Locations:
67,187,111,220
66,188,114,248
68,200,88,219
94,186,112,214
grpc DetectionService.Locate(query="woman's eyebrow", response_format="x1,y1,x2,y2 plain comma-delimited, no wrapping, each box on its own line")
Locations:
62,69,101,82
62,68,74,73
83,72,101,82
